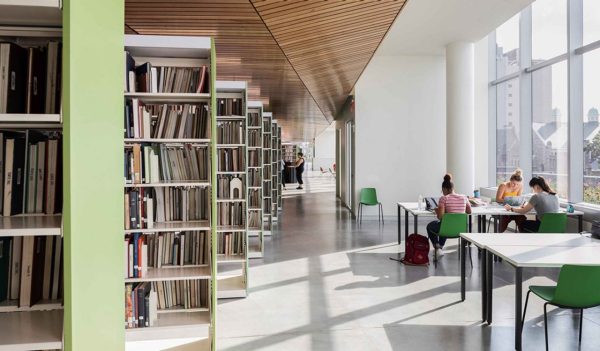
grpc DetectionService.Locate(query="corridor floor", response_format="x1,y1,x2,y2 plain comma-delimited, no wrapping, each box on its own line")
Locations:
217,186,600,350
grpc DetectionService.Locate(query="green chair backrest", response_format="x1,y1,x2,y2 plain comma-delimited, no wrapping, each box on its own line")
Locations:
359,188,379,205
553,265,600,308
438,213,468,239
538,213,567,233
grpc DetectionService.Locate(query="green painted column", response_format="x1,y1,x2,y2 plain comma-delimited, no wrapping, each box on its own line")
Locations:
63,1,124,350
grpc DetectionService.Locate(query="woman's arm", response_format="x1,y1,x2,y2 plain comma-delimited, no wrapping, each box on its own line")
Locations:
465,200,472,214
495,183,506,203
504,202,533,214
435,204,445,220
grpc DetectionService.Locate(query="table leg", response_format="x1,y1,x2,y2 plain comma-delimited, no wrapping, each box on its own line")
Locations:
414,214,418,235
515,267,523,350
579,215,583,233
404,210,409,243
481,248,487,322
486,249,493,324
483,215,487,233
461,238,466,301
477,215,482,233
468,216,472,233
397,204,401,244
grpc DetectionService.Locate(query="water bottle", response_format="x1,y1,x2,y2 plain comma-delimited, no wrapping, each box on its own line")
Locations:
418,195,423,210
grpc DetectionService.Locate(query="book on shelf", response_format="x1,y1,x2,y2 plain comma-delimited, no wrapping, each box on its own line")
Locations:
217,202,244,227
248,150,260,168
248,169,260,187
0,235,63,306
247,130,261,147
217,175,244,200
0,41,62,114
216,120,244,144
247,212,261,229
125,279,209,329
124,101,210,139
218,232,244,257
124,231,209,278
124,187,210,229
217,147,244,172
124,52,209,94
248,189,261,208
216,98,243,116
124,143,209,184
247,112,260,127
1,130,61,216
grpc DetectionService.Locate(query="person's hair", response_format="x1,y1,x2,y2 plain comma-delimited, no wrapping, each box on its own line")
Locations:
509,168,523,182
298,152,303,157
442,173,454,191
528,176,556,195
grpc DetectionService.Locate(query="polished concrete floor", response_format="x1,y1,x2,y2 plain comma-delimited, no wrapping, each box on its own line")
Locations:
217,176,600,350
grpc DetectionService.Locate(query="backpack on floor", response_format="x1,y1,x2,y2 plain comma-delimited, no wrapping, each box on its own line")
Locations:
401,234,430,266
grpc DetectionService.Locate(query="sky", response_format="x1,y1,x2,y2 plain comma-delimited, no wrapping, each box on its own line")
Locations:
495,0,600,122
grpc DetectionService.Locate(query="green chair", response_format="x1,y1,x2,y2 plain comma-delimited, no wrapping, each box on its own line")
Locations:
358,188,383,224
524,213,568,233
522,265,600,351
431,213,468,268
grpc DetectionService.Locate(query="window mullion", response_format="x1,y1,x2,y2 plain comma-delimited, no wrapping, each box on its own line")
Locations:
519,6,533,182
568,0,584,202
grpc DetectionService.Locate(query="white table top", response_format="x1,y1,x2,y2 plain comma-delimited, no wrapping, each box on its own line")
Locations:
397,202,583,217
460,233,600,248
485,244,600,268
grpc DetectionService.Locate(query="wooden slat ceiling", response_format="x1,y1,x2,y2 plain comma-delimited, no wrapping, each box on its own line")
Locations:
125,0,406,141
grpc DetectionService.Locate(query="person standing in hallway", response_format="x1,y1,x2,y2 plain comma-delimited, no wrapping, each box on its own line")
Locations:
295,152,305,190
280,159,286,190
426,174,471,258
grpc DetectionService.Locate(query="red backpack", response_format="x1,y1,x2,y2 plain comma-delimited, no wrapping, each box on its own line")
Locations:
401,234,430,266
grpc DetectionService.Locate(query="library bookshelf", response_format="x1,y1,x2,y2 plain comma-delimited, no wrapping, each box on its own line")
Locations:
276,126,283,210
271,120,279,222
246,101,264,259
0,1,64,350
262,112,273,236
124,34,217,350
215,80,248,299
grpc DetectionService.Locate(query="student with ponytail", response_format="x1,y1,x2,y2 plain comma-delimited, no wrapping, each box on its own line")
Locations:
495,168,526,232
504,176,559,232
426,174,471,259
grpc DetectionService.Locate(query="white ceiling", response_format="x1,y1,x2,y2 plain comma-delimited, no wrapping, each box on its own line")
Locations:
376,0,534,56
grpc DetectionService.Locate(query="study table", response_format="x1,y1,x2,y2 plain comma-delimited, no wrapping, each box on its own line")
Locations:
396,202,584,244
459,233,600,351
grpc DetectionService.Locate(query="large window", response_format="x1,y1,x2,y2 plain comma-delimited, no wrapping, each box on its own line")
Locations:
496,13,520,77
532,62,568,198
490,0,600,205
532,0,566,61
583,49,600,203
496,79,520,183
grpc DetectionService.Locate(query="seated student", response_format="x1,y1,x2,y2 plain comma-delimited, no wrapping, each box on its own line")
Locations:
495,168,526,232
426,174,472,258
504,176,559,232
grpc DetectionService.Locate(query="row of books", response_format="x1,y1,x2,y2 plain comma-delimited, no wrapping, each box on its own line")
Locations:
0,41,61,114
124,279,209,329
124,231,209,278
248,130,261,147
248,169,261,187
263,165,272,179
217,176,244,199
216,121,244,144
216,98,243,117
125,53,210,94
124,144,209,184
1,131,61,216
217,202,244,227
248,211,261,229
248,189,260,208
125,101,210,139
217,232,244,256
217,148,244,172
248,150,261,167
247,112,260,127
263,120,271,131
0,236,62,306
124,187,209,229
263,198,272,212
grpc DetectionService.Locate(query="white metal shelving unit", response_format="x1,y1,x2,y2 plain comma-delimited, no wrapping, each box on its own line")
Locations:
246,101,264,258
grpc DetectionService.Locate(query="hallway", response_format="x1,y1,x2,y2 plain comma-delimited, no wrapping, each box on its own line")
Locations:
217,189,600,350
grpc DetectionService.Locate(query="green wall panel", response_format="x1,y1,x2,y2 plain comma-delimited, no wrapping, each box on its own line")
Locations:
63,0,124,350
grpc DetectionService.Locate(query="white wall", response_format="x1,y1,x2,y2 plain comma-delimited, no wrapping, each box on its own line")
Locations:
354,55,446,217
474,37,490,188
313,124,335,171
